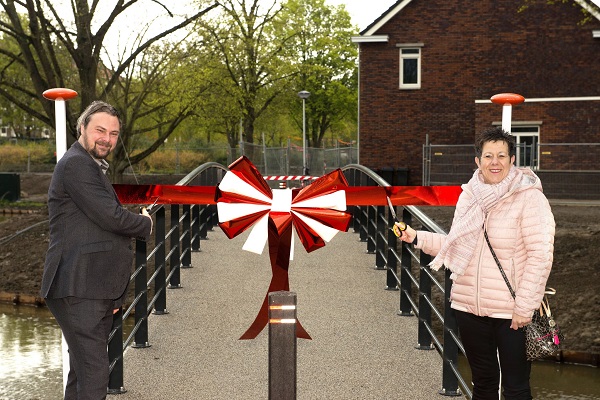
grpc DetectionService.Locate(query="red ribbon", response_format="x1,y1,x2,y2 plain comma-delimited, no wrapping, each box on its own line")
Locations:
113,159,462,340
215,157,352,339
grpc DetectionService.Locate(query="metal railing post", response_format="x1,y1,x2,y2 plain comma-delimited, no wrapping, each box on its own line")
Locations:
399,209,413,316
367,205,376,254
416,252,434,350
191,205,201,251
440,269,462,397
182,204,192,268
168,205,181,289
386,208,399,290
107,308,126,394
132,237,150,348
268,291,297,400
199,205,209,240
154,207,168,314
375,205,386,269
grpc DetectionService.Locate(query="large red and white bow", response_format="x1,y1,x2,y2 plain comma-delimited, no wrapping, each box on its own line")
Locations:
215,156,352,339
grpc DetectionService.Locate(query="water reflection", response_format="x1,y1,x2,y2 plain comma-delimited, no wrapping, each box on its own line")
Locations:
2,303,599,399
457,354,600,399
0,303,62,400
532,362,600,399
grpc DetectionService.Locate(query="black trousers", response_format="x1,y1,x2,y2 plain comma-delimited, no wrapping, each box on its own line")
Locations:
46,297,114,400
455,310,532,400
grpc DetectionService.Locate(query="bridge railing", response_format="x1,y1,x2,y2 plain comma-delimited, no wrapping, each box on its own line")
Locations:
107,162,471,398
107,162,228,393
341,164,471,399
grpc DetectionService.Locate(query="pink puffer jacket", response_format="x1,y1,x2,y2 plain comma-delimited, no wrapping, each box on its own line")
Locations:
416,168,555,319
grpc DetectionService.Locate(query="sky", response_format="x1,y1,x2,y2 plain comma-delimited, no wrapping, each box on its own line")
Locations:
326,0,395,31
90,0,397,61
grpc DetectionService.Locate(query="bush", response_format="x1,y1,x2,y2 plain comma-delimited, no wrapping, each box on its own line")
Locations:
144,149,210,174
0,142,55,170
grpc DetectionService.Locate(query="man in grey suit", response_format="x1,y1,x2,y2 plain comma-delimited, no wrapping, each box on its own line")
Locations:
41,101,152,399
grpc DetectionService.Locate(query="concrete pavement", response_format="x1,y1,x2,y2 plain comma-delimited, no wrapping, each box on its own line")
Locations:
119,228,450,399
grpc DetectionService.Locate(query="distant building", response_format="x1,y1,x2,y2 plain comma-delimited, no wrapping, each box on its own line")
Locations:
352,0,600,190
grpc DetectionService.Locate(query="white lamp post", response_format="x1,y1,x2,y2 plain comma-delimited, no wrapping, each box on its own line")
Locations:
297,90,310,175
42,87,78,395
43,88,78,161
490,93,525,134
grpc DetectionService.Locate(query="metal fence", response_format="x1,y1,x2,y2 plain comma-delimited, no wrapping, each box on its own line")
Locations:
235,140,358,177
108,161,470,397
0,139,357,178
423,143,600,200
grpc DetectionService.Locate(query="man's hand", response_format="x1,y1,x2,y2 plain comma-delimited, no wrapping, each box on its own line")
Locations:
141,207,153,234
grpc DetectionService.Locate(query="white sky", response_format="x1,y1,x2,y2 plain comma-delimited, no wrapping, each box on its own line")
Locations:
92,0,396,61
326,0,395,31
41,1,397,60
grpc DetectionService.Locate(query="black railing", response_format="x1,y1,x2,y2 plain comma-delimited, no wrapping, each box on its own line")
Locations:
106,162,470,397
107,162,228,393
341,164,471,399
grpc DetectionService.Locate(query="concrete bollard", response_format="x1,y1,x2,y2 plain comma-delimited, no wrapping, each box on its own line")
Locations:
268,291,297,400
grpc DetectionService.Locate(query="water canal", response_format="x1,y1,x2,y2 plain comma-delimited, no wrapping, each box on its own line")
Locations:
1,302,599,399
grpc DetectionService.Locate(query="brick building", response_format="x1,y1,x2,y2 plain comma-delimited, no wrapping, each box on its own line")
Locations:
352,0,600,192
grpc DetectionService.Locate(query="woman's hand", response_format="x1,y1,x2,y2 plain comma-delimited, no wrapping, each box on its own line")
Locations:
510,312,532,330
395,222,417,244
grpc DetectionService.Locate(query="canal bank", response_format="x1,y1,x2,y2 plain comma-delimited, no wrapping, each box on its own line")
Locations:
1,284,599,398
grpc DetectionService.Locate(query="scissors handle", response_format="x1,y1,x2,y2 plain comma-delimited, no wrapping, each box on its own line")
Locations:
391,221,407,237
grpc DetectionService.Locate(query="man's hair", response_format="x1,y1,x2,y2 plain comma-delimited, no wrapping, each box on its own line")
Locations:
474,127,516,158
76,101,122,138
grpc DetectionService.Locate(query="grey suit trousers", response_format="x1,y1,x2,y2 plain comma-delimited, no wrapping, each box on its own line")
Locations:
46,297,114,400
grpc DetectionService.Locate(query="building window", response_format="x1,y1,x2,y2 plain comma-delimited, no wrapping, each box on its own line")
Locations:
399,48,420,89
511,126,540,169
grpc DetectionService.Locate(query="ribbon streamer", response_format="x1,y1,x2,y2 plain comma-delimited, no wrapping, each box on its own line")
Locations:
216,156,352,339
113,158,462,340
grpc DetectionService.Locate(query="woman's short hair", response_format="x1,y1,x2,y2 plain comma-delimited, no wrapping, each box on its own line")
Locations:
76,101,122,138
474,127,516,158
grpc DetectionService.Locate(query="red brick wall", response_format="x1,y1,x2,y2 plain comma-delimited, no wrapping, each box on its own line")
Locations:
358,0,600,184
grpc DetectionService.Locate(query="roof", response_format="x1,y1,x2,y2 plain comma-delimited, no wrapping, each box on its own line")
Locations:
355,0,600,39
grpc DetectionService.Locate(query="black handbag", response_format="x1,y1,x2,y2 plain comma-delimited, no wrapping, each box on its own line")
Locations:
484,228,563,361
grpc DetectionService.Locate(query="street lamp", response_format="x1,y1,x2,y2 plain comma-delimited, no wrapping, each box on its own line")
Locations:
297,90,310,175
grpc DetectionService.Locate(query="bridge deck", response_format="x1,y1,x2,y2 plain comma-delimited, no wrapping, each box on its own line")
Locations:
120,228,447,399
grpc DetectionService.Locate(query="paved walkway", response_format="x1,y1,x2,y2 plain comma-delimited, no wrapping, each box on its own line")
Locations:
119,228,449,399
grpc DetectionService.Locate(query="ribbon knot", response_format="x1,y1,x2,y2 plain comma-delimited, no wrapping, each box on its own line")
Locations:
215,156,352,339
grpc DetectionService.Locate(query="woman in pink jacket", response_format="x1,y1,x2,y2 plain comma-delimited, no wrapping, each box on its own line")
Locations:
396,127,555,400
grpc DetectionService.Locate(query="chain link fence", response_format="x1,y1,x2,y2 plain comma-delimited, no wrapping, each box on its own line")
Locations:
423,143,600,200
0,139,358,178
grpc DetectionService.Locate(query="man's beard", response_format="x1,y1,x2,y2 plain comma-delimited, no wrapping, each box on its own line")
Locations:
88,142,112,160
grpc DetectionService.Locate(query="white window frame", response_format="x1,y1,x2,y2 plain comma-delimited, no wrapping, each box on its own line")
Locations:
512,126,541,170
397,44,423,90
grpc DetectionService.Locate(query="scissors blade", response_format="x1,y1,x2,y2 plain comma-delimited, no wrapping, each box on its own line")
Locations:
386,196,398,222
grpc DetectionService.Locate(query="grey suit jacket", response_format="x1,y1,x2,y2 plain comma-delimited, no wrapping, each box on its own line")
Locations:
41,141,152,306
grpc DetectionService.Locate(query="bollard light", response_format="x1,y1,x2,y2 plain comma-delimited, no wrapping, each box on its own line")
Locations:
268,291,297,400
490,93,525,134
43,88,78,162
42,87,78,395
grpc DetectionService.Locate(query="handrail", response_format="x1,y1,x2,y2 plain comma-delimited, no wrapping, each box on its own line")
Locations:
107,161,471,397
341,164,471,398
107,162,228,394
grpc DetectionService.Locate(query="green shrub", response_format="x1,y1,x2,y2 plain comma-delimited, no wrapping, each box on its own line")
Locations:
144,149,210,174
0,142,54,168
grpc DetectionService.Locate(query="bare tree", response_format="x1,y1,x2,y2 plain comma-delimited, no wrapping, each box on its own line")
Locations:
0,0,218,178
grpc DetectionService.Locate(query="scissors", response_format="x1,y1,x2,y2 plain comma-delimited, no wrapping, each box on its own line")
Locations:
386,196,406,237
140,197,160,214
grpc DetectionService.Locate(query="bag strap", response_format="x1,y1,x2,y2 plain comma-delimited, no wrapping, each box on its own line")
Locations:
484,228,556,317
483,227,516,299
